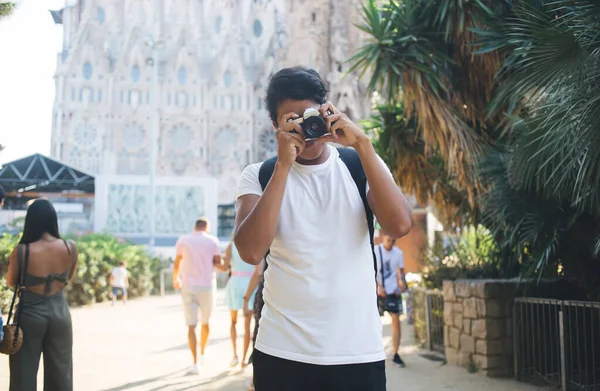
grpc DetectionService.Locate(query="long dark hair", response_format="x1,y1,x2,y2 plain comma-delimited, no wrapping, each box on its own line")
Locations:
19,199,61,244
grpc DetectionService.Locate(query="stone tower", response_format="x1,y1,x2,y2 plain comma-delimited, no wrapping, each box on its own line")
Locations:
50,0,370,239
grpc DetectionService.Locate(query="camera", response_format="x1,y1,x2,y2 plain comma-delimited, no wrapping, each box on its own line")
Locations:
287,107,332,140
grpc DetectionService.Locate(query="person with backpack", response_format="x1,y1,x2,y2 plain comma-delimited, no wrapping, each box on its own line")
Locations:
233,66,413,391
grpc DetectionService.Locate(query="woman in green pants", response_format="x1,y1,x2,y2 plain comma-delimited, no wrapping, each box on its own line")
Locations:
6,199,79,391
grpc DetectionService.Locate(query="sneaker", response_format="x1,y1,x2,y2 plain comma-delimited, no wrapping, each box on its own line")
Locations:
187,364,200,375
393,353,406,367
230,357,239,367
198,354,205,366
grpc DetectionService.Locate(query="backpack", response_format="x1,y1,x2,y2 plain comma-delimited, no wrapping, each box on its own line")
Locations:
257,147,377,278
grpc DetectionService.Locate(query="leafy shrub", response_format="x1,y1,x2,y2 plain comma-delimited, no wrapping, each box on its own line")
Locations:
420,225,514,289
0,232,164,313
0,233,20,312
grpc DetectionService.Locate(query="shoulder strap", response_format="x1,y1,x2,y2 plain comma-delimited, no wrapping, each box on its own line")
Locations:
258,157,279,262
62,239,72,255
63,239,76,267
6,245,23,324
337,148,377,279
378,245,385,291
21,244,29,288
258,156,278,191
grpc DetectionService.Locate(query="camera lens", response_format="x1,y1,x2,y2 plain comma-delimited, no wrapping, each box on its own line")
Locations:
302,116,328,140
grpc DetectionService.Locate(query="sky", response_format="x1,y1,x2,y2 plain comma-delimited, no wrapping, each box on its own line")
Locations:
0,0,64,165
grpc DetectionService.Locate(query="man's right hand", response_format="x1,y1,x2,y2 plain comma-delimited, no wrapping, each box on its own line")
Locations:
377,285,386,297
173,279,181,290
276,113,306,168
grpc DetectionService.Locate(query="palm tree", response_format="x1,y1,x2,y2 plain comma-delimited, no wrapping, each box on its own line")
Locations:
349,0,510,218
350,0,600,296
475,0,600,295
362,102,474,228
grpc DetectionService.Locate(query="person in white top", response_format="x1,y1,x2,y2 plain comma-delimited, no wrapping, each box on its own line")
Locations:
375,232,407,367
234,66,412,391
110,261,129,305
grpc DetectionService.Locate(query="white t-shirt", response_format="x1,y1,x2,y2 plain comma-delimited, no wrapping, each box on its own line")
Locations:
375,244,404,295
237,145,389,365
111,266,128,288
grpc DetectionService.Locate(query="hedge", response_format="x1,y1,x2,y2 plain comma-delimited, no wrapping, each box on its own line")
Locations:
0,232,166,314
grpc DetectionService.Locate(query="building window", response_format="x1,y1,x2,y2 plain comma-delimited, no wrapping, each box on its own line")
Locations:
178,67,187,85
254,19,262,37
223,71,232,87
218,204,235,239
96,7,105,25
132,65,141,83
221,95,233,110
215,16,222,33
83,62,93,80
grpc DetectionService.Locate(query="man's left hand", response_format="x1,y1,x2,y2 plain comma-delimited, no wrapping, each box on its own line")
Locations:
317,101,370,148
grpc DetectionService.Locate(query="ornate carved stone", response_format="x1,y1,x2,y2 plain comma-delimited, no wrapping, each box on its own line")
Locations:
52,0,371,205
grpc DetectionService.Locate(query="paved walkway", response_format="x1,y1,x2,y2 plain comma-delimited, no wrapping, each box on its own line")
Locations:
0,292,548,390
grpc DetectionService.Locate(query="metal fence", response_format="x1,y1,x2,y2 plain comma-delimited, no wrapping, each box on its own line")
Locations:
411,287,445,354
514,298,600,391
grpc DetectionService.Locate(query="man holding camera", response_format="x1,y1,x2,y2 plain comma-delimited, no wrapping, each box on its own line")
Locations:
234,66,412,391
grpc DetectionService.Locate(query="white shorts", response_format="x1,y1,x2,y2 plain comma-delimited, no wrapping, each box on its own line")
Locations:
181,286,214,326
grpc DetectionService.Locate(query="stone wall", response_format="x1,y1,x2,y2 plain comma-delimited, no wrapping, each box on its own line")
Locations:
442,279,581,377
443,280,515,377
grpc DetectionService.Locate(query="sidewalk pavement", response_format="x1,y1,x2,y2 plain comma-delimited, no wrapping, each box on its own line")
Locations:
0,292,548,390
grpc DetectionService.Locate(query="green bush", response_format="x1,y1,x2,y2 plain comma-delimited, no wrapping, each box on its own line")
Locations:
0,233,20,312
420,225,513,289
0,232,164,313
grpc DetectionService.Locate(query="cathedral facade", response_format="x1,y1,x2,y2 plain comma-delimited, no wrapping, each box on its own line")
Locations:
50,0,370,241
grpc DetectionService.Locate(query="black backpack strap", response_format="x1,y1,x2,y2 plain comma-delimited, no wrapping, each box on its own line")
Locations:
378,245,385,291
336,148,377,279
258,156,278,261
258,156,278,191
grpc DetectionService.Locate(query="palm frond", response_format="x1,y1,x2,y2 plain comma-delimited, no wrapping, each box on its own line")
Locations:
0,2,16,18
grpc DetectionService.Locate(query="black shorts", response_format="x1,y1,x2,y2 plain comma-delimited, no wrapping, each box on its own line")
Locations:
253,349,386,391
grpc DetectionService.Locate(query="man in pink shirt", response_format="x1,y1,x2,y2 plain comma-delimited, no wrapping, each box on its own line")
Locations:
173,218,227,375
